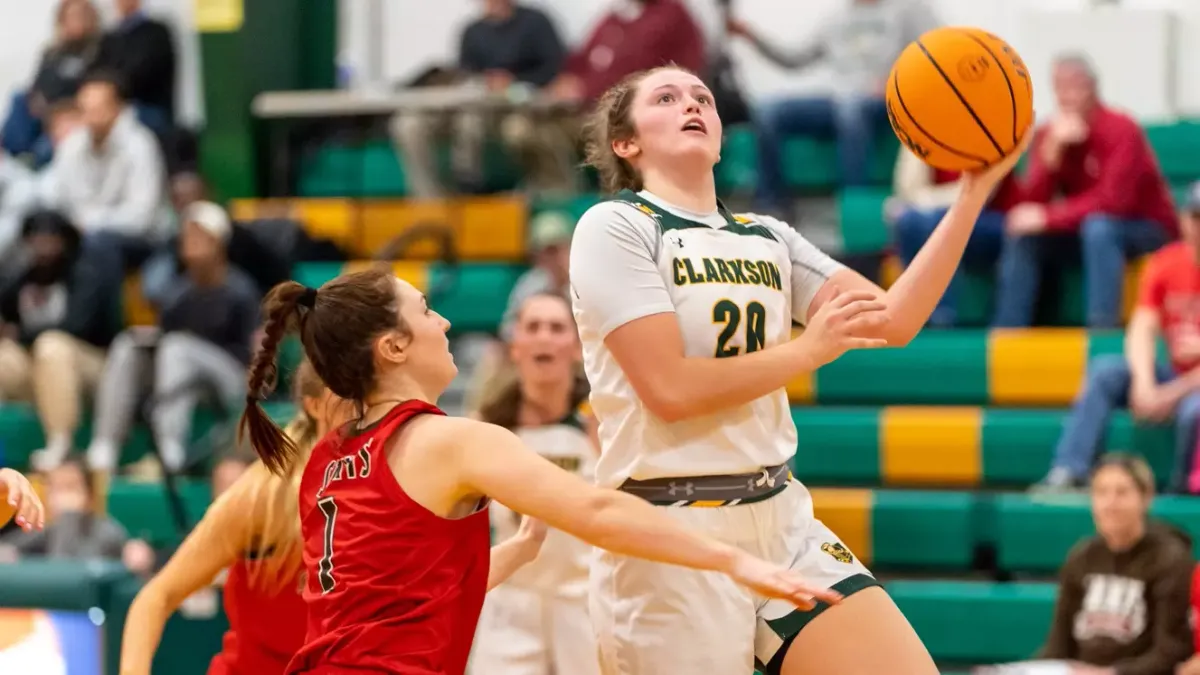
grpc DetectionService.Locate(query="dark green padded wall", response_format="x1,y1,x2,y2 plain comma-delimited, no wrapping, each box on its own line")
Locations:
198,0,335,199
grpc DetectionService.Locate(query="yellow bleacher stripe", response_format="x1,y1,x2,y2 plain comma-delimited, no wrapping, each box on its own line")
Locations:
988,328,1088,405
1122,257,1145,323
458,197,527,261
341,261,430,291
880,254,902,289
689,500,726,508
294,199,355,249
809,488,873,564
880,406,981,486
122,275,157,327
785,327,815,403
358,200,452,259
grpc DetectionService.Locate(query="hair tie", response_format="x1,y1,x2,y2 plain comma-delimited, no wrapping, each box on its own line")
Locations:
298,287,318,309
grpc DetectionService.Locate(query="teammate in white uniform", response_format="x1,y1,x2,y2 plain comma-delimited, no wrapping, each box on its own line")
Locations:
470,294,601,675
569,66,1030,675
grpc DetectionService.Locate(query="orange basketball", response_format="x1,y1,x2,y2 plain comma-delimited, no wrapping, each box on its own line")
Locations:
885,26,1034,171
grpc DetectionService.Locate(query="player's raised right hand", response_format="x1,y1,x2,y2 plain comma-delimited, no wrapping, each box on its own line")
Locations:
796,287,889,368
726,551,843,610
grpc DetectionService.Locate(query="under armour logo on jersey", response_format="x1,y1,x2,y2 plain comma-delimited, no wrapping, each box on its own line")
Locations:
754,468,776,490
666,481,695,497
666,233,684,248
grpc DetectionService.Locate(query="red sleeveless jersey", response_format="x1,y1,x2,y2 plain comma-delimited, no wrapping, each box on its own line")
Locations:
286,401,492,675
208,562,306,675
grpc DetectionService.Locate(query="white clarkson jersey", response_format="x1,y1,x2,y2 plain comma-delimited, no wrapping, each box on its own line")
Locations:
569,189,843,488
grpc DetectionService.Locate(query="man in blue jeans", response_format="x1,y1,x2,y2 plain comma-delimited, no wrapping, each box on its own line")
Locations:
726,0,939,214
1035,183,1200,493
998,55,1175,328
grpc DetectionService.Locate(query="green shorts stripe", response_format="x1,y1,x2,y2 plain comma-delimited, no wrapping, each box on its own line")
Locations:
758,573,882,675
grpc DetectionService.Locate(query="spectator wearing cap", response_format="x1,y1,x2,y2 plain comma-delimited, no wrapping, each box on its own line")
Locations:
0,209,122,471
1001,54,1176,328
500,210,572,340
1034,182,1200,493
84,201,260,474
40,71,168,272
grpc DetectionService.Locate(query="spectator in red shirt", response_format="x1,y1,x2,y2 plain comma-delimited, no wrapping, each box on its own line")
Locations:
998,53,1175,328
1033,181,1200,493
1180,564,1200,675
890,149,1020,327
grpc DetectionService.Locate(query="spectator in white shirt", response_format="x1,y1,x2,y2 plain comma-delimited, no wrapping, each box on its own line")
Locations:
41,70,167,271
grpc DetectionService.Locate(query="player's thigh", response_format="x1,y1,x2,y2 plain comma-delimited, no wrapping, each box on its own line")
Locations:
549,595,600,675
470,586,548,675
590,546,757,675
780,586,937,675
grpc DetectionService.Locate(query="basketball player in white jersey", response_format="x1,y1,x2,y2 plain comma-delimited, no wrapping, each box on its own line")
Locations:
471,293,601,675
569,66,1030,675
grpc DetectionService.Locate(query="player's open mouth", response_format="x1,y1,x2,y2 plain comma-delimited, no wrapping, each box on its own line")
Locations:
532,354,554,364
681,118,706,134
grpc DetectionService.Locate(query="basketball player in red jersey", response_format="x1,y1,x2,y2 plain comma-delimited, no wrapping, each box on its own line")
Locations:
239,268,843,675
119,360,350,675
0,468,44,532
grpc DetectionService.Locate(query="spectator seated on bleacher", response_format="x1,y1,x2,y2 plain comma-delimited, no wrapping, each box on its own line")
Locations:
41,70,168,272
91,0,176,136
0,458,127,563
726,0,938,213
1035,183,1200,493
0,153,43,267
536,0,706,192
890,148,1020,327
390,0,566,198
84,201,260,474
466,210,572,413
0,210,120,471
1035,454,1194,674
0,0,104,169
999,54,1175,329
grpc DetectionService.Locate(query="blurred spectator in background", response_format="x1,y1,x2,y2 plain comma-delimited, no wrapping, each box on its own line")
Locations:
93,0,176,134
890,149,1020,327
1178,565,1200,675
1034,182,1200,493
0,210,120,471
999,54,1175,329
728,0,938,214
85,201,259,474
0,458,127,562
41,71,168,272
500,210,572,339
0,156,42,268
1,0,104,168
517,0,705,194
1038,454,1193,673
392,0,565,198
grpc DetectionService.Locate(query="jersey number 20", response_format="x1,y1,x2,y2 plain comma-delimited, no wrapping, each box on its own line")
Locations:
317,496,338,594
713,300,766,357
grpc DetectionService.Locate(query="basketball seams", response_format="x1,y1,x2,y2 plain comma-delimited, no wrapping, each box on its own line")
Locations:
915,39,1004,160
889,69,990,166
957,29,1018,148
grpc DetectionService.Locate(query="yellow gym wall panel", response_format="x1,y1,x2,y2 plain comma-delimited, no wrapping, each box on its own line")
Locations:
808,488,873,564
456,196,528,261
988,328,1088,405
357,200,453,259
342,261,431,291
879,406,982,486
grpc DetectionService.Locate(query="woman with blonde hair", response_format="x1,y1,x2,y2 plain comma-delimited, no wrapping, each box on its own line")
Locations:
118,360,351,675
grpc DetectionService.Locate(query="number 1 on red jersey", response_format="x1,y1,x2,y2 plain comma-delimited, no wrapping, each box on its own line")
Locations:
317,496,338,594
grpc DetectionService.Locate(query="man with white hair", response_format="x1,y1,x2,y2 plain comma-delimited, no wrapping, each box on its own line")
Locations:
999,53,1176,328
84,201,261,474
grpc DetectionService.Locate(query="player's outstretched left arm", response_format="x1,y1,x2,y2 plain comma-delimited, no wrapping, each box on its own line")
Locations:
807,132,1033,346
486,516,547,591
0,468,44,532
449,418,841,609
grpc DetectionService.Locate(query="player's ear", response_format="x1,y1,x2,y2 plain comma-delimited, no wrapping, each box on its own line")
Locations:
375,330,410,368
612,137,641,161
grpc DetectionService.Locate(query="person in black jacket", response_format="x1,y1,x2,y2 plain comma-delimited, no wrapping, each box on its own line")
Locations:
93,0,176,133
0,210,122,471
